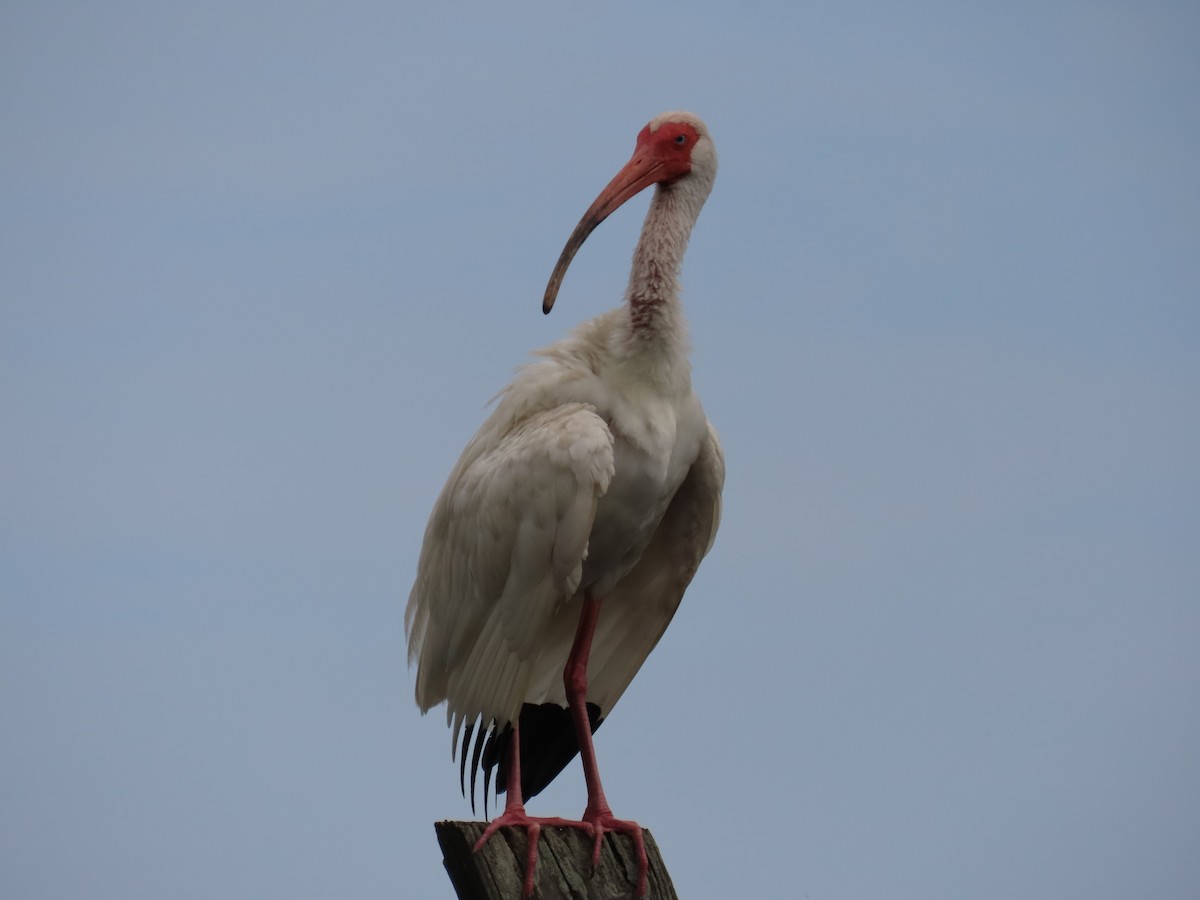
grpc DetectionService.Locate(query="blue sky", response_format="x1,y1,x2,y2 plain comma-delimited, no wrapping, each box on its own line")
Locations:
2,2,1198,898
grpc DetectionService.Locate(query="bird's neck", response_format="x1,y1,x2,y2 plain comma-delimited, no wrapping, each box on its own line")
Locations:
624,182,705,343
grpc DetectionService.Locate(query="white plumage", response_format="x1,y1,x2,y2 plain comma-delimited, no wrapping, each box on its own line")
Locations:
406,313,724,734
404,110,723,896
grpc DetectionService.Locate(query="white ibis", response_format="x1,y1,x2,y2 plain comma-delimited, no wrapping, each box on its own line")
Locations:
405,111,724,897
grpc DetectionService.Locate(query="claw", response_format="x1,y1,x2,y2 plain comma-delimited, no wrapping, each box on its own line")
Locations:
473,809,543,898
581,811,646,896
473,809,648,898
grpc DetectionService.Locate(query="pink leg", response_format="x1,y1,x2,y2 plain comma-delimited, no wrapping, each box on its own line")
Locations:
471,723,543,897
473,592,648,897
560,591,649,895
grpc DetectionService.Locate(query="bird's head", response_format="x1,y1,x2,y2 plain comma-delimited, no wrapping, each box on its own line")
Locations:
543,111,717,314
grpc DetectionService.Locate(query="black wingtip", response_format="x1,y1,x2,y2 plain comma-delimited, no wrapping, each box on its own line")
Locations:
482,749,495,820
469,721,488,818
478,702,606,803
459,721,475,801
458,703,607,815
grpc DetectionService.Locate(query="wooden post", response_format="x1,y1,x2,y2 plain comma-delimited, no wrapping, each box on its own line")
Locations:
435,821,679,900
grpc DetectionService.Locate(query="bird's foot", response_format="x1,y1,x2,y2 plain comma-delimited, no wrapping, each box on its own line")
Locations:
473,805,648,898
538,806,648,897
473,807,546,898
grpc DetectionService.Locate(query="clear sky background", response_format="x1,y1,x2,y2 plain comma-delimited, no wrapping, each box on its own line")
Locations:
2,2,1197,898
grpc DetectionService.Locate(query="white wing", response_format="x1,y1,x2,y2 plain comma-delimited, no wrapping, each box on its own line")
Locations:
405,401,615,746
583,420,725,714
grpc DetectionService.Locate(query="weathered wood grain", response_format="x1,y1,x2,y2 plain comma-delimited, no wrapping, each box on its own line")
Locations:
435,820,678,900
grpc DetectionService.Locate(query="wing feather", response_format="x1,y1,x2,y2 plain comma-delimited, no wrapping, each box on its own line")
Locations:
586,420,725,713
405,402,615,740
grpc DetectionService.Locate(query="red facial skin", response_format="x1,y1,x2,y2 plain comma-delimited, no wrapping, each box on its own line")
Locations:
543,122,701,313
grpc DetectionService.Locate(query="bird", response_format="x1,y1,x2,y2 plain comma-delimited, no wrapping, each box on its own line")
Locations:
405,110,725,897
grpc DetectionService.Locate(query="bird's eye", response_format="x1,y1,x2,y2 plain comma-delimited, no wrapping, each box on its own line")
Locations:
674,134,687,145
